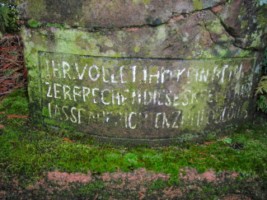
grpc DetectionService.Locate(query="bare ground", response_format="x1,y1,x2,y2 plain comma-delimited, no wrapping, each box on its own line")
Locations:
0,168,266,200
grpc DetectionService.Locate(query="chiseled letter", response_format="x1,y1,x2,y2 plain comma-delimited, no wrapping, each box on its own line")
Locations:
128,112,137,129
45,82,53,98
62,61,72,79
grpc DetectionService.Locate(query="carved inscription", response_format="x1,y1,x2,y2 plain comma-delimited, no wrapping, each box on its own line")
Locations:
39,52,255,134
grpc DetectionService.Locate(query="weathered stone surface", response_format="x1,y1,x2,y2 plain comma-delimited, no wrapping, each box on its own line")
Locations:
214,0,267,50
37,52,257,140
19,0,266,144
18,0,226,28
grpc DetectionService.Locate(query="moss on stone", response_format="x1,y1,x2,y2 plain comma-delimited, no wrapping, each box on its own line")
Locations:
134,46,140,53
20,0,262,144
27,0,46,21
132,0,151,5
250,31,263,48
192,0,203,10
206,19,224,35
156,26,167,42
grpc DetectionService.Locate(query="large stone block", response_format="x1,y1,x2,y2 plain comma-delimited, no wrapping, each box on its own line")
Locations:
19,0,267,145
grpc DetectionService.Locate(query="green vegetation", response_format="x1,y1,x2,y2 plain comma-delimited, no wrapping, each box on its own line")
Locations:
26,19,66,29
256,49,267,113
27,19,42,28
0,89,28,115
0,2,19,33
74,181,106,197
0,89,266,187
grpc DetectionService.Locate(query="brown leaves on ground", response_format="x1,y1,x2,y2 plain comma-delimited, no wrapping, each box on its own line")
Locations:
101,168,169,193
27,171,93,194
23,168,243,199
222,194,252,200
0,112,28,119
7,114,28,119
0,191,6,199
179,167,239,183
0,113,28,131
29,168,169,191
102,168,169,185
0,34,27,99
47,171,92,185
63,137,74,143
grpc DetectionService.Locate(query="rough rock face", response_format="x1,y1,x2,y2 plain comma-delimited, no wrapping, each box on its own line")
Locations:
19,0,267,56
19,0,224,26
18,0,267,145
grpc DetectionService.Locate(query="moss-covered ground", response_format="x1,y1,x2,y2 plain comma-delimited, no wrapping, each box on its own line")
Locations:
0,89,266,199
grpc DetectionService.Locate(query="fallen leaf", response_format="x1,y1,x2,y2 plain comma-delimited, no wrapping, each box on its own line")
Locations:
7,114,28,119
63,138,73,143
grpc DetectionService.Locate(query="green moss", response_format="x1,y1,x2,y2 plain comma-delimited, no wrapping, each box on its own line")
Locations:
1,91,267,191
27,19,42,28
238,50,251,57
241,20,249,30
204,19,233,45
104,38,114,48
192,0,203,10
206,19,224,35
156,26,167,41
1,93,267,182
215,46,229,57
134,46,140,53
191,43,214,59
0,89,28,115
149,179,169,191
257,8,267,28
132,0,151,5
46,23,65,29
75,181,105,197
249,31,263,48
21,23,257,141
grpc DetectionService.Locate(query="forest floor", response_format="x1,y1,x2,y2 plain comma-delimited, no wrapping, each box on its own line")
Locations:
0,34,267,199
0,89,266,199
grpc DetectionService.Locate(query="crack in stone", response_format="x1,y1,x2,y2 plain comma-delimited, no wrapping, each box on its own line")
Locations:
64,2,229,32
32,0,261,53
209,10,240,44
209,5,261,52
204,9,237,44
201,20,217,45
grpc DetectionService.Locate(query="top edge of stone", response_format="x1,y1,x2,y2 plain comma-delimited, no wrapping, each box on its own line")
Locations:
17,0,227,28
